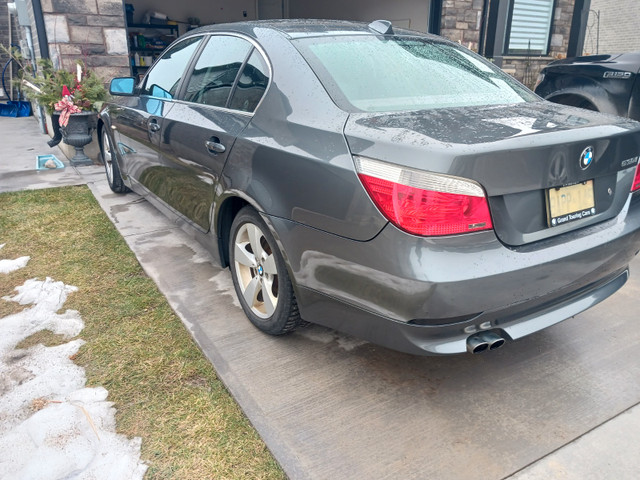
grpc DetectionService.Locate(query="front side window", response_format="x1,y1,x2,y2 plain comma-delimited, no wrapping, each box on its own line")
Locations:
505,0,555,55
183,36,252,108
141,36,203,99
294,35,538,113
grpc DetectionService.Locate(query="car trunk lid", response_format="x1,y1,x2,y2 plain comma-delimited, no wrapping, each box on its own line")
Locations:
344,101,640,246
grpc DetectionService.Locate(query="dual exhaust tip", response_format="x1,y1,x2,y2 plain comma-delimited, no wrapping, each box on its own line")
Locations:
466,331,506,354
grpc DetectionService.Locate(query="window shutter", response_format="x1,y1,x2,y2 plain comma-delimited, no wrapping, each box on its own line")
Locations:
507,0,555,54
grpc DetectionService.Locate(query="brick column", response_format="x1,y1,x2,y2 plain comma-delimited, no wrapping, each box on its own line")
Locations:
439,0,485,52
41,0,129,80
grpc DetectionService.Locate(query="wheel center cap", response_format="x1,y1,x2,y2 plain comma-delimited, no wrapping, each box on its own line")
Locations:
257,265,264,276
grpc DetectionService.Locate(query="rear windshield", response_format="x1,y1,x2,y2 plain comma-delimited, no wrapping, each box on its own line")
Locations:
293,35,538,112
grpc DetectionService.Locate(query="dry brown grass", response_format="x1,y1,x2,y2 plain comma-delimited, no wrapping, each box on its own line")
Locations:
16,330,69,349
0,186,285,479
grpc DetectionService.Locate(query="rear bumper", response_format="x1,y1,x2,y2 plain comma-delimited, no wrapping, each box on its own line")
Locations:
296,268,628,355
267,194,640,355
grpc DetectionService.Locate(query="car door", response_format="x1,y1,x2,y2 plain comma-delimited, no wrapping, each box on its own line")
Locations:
110,36,204,192
155,35,270,231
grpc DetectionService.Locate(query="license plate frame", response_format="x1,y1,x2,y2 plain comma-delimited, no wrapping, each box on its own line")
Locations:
546,180,596,227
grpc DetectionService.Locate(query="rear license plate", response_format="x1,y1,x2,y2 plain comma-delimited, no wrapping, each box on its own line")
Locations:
547,180,596,227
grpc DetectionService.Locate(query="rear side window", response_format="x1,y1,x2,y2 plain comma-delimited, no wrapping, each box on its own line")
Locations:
293,36,538,112
228,50,270,113
183,36,252,108
141,36,202,99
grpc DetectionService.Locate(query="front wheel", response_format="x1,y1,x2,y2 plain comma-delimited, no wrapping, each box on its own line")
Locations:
229,206,301,335
101,128,128,193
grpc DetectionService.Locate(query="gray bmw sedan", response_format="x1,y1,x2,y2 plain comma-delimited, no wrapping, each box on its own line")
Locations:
99,20,640,355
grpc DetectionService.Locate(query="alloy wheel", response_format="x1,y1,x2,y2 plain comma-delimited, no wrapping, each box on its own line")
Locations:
102,130,114,184
233,222,279,318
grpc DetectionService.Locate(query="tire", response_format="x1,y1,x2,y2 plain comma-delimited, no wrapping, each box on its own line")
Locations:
229,206,301,335
575,99,598,112
101,128,129,193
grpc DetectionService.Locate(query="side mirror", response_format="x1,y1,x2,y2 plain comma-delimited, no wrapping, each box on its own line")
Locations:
109,77,135,96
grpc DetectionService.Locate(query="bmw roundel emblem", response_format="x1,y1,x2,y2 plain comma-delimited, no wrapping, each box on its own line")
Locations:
580,146,594,170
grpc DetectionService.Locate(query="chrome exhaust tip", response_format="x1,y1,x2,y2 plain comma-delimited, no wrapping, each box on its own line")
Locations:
467,334,489,354
467,331,506,354
485,332,505,351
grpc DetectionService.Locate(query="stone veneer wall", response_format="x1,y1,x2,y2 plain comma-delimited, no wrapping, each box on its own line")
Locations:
439,0,575,89
440,0,485,53
42,0,130,80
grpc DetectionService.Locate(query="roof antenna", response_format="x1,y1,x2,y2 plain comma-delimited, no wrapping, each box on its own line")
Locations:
368,20,394,35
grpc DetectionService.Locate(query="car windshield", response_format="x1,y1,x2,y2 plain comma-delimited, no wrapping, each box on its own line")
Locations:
293,35,539,112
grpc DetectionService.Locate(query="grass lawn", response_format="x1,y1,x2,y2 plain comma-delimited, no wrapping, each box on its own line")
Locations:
0,186,285,479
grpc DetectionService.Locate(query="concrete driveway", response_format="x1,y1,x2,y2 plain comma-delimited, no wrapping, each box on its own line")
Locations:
3,115,640,479
88,173,640,480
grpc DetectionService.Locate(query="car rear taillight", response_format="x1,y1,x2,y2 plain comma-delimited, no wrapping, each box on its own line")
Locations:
632,163,640,192
354,156,493,236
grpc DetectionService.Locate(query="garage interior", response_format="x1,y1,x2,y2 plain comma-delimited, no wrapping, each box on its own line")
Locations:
124,0,433,76
126,0,432,32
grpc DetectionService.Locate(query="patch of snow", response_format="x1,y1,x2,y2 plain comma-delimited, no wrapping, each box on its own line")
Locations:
0,271,147,479
0,243,30,274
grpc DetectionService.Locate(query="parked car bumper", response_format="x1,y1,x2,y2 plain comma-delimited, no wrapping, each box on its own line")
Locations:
267,194,640,355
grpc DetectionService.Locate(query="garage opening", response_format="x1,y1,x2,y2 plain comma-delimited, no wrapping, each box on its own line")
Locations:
124,0,432,77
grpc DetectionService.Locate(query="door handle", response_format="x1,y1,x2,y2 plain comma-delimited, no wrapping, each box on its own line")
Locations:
148,120,160,133
205,138,226,154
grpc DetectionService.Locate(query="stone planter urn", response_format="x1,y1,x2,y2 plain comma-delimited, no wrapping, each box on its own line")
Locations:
56,111,97,166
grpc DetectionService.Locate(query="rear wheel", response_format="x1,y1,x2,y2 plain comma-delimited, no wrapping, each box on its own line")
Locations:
229,206,301,335
101,128,128,193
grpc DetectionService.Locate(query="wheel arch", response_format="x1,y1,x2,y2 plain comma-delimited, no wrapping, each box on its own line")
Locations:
215,195,249,268
215,195,297,289
96,118,106,151
96,110,112,149
545,92,599,111
543,82,620,115
96,115,116,166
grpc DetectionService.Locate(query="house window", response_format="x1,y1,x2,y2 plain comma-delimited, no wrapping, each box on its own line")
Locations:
505,0,555,55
